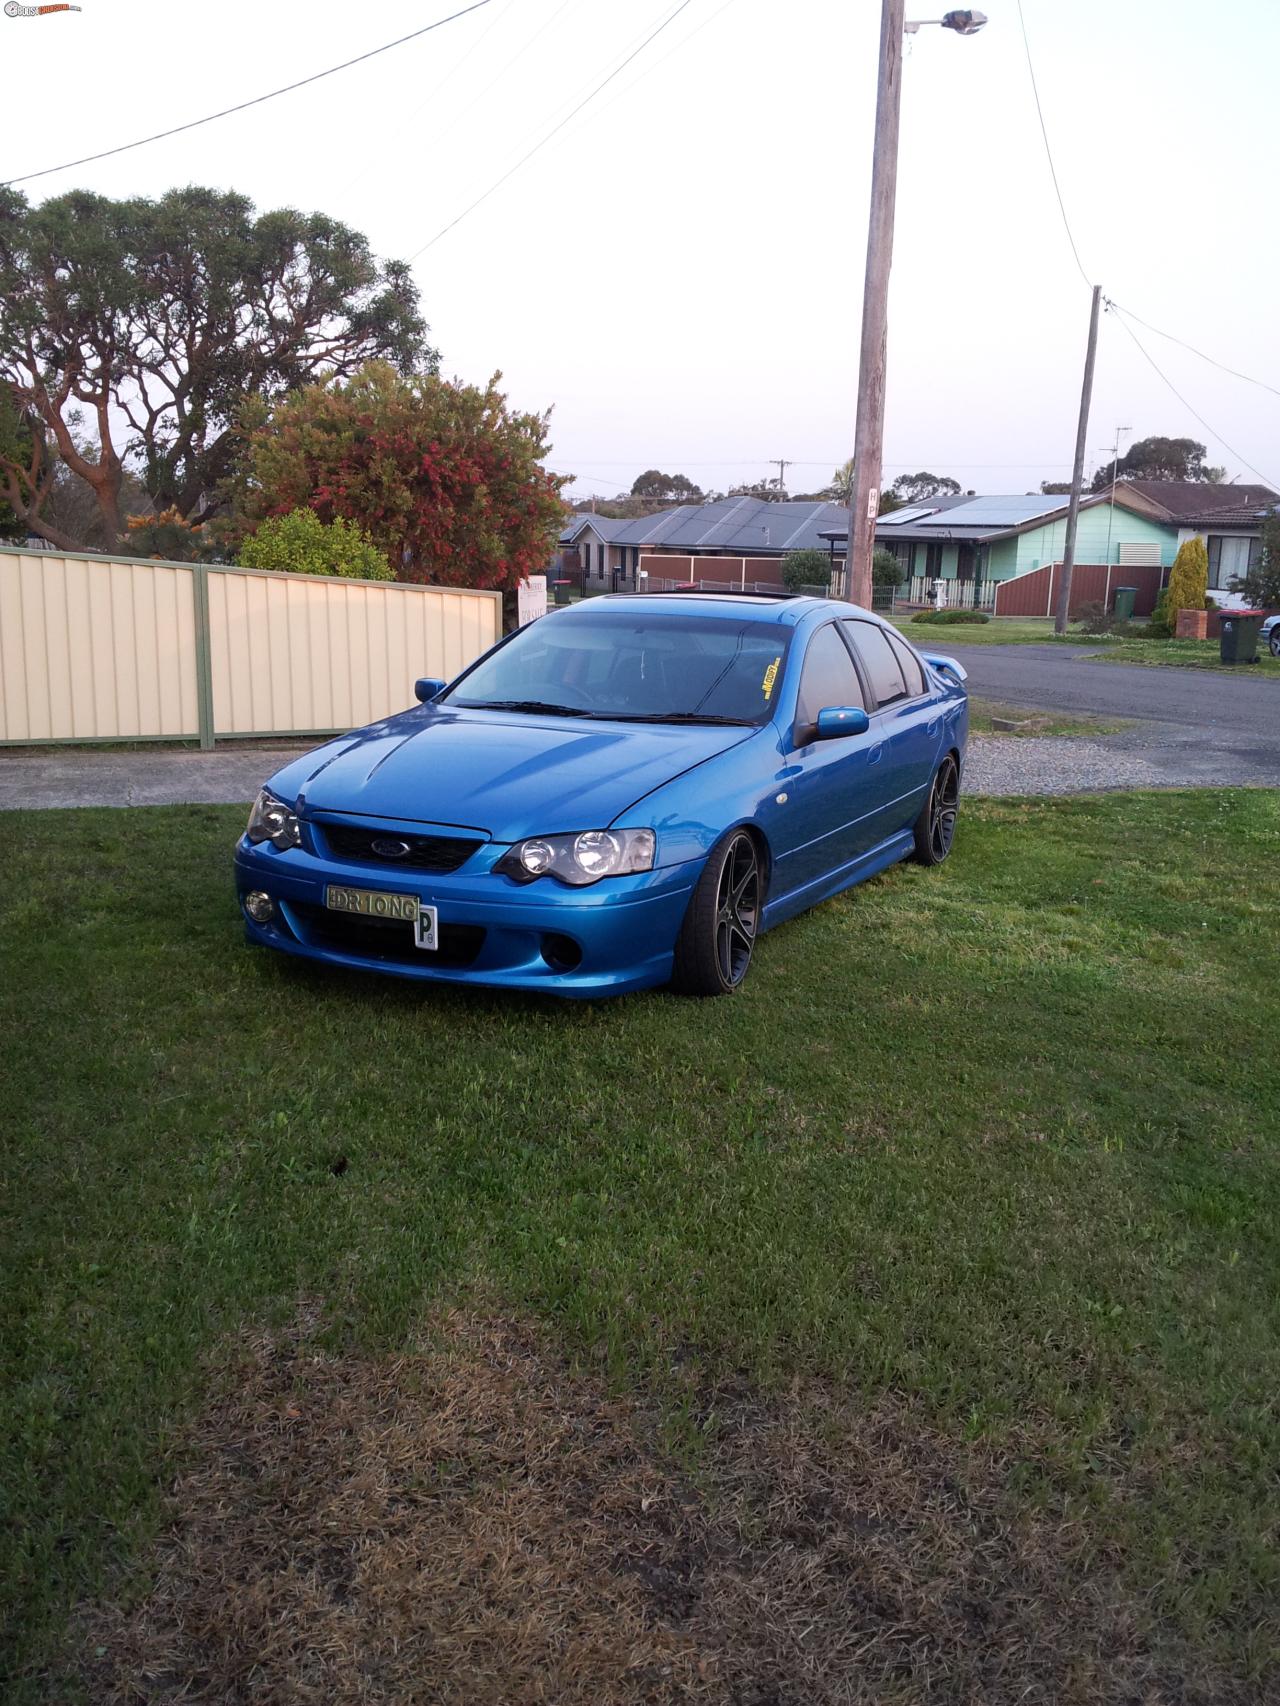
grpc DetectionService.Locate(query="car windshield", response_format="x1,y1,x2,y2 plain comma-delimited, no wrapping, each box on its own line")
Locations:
443,610,791,725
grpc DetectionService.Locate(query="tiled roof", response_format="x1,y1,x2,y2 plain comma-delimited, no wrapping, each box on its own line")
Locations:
1116,479,1278,520
1173,503,1276,529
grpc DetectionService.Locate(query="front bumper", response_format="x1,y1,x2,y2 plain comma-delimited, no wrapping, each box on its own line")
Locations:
233,836,699,998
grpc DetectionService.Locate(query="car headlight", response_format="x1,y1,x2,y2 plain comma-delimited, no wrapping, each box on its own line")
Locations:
245,788,301,851
496,828,655,886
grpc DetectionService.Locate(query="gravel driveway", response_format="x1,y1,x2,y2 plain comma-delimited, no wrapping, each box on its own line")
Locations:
2,725,1277,811
962,733,1271,796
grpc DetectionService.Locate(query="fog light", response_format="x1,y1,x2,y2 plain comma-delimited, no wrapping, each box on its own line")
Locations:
244,890,275,923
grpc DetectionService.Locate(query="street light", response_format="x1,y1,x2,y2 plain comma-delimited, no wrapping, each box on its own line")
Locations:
844,2,987,609
905,10,988,34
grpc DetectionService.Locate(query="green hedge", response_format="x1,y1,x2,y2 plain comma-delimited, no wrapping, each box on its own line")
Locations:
911,608,991,626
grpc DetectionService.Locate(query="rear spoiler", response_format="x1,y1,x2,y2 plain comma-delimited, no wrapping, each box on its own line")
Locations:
921,652,968,685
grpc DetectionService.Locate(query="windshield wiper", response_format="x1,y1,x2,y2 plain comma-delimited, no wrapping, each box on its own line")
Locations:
603,711,754,726
458,699,592,717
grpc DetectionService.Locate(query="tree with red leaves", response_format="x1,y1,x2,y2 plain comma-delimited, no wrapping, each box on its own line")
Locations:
236,362,566,593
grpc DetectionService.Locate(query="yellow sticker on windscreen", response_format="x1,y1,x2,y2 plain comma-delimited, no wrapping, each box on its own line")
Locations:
762,656,781,701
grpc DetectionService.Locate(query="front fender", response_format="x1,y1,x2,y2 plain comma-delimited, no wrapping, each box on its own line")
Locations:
610,725,786,870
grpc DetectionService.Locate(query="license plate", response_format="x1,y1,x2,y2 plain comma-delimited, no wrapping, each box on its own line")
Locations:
325,886,437,951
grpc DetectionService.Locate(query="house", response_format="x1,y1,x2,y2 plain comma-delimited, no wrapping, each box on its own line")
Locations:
820,493,1179,611
1108,480,1277,602
561,496,851,592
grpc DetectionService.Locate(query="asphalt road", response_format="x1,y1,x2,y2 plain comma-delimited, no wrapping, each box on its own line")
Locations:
947,643,1280,789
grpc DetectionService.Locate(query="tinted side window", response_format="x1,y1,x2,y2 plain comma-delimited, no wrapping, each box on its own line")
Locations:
885,630,927,697
843,620,907,707
795,624,864,734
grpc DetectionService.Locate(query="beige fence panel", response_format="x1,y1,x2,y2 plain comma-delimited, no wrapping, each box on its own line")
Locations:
0,547,503,747
0,548,200,742
204,569,501,737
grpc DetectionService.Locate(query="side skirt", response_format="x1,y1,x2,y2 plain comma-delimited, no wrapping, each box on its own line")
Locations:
760,830,916,931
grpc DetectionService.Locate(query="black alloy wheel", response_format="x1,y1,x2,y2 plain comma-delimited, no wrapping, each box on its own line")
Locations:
672,829,762,996
715,831,760,988
913,754,960,865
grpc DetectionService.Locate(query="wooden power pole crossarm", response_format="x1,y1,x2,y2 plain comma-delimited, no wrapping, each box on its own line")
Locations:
1054,283,1102,634
847,0,905,608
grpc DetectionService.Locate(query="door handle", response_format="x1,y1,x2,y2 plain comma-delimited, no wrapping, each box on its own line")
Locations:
868,742,884,763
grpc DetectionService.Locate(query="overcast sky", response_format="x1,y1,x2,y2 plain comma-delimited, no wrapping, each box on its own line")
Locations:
4,0,1278,501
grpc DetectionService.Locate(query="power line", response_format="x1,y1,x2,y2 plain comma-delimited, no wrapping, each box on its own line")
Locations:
407,0,698,258
332,0,560,203
1107,300,1280,402
0,1,494,188
600,0,741,105
1108,307,1279,491
1015,0,1092,289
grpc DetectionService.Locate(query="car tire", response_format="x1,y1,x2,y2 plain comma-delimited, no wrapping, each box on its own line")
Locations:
1270,629,1280,659
913,753,960,866
671,829,761,997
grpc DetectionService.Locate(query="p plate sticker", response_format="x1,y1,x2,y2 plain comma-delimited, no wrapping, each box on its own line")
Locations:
761,656,781,701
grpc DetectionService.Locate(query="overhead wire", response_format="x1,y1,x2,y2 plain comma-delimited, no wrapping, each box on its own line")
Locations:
406,0,698,258
394,0,584,174
596,0,741,108
0,0,494,188
1106,301,1280,402
1015,0,1092,289
1016,2,1274,485
330,0,539,201
1107,307,1279,492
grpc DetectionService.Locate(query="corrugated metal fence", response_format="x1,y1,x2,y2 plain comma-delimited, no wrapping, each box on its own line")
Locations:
993,561,1163,619
0,547,502,748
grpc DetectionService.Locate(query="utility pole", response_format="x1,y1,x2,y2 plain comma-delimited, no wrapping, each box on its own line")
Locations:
847,0,906,607
770,458,790,500
1054,283,1101,636
1100,422,1129,569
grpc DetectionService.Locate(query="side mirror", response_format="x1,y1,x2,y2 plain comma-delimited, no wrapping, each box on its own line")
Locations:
414,676,446,704
814,705,870,739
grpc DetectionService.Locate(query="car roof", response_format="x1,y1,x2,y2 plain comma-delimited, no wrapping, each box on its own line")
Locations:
566,592,877,628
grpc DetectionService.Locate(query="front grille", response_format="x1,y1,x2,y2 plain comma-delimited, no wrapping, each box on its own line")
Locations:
318,822,483,873
290,902,486,969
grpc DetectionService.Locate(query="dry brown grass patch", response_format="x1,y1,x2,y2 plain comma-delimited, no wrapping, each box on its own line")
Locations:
69,1311,1247,1705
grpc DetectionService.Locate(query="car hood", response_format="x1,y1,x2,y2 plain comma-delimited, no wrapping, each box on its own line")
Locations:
266,706,754,843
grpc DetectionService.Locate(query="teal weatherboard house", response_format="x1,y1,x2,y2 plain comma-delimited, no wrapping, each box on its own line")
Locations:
821,493,1178,611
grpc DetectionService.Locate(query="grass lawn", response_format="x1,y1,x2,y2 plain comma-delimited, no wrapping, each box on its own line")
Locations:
967,696,1128,737
894,616,1071,644
895,614,1280,676
3,794,1279,1701
1088,636,1280,677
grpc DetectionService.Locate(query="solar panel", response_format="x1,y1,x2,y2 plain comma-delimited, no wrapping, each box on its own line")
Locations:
931,496,1064,526
877,505,939,526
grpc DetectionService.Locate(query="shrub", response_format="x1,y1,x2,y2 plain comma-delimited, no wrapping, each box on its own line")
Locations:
239,508,392,580
781,548,830,592
1229,505,1280,606
911,608,991,626
1148,585,1174,638
871,547,905,589
1075,600,1130,636
1166,536,1209,616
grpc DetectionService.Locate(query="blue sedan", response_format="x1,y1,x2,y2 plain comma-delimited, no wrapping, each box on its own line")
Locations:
234,593,968,998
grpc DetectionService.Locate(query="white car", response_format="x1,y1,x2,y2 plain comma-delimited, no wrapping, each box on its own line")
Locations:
1262,613,1280,658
